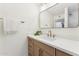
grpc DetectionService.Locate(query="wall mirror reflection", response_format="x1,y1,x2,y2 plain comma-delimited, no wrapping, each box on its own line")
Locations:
39,3,79,28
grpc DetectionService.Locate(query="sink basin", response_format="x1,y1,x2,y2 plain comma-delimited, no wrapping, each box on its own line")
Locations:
35,35,55,41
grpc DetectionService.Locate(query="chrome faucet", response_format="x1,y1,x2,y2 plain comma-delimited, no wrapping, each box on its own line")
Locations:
47,30,52,37
53,34,56,38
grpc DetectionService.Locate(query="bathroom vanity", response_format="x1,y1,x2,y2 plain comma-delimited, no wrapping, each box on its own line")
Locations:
28,37,55,56
27,35,76,56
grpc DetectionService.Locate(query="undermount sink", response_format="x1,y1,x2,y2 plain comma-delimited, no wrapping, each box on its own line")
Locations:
35,35,56,41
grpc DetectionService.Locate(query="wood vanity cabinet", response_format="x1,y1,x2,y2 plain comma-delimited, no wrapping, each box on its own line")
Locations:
28,37,34,56
55,49,71,56
33,39,55,56
27,37,71,56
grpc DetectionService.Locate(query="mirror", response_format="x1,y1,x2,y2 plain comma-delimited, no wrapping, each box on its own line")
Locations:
40,3,79,28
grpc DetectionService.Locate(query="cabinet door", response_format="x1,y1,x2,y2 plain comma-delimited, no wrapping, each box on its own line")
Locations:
38,41,55,56
28,37,34,56
41,49,54,56
55,49,71,56
34,43,40,56
33,39,40,56
33,39,55,56
41,44,55,56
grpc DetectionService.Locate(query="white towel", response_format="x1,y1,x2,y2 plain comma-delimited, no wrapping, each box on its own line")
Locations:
3,16,17,34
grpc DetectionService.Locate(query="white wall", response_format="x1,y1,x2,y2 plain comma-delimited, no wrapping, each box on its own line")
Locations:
0,3,39,56
40,11,53,28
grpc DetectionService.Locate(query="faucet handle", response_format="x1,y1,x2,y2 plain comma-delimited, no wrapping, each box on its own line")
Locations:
48,30,52,37
53,34,56,38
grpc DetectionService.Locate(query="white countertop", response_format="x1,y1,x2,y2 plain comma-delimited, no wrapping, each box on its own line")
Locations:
28,35,79,56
